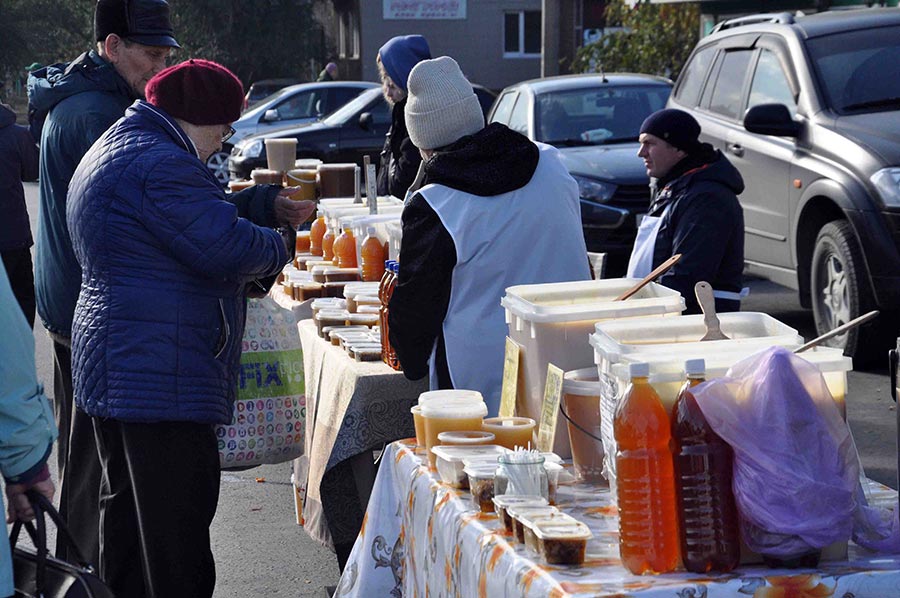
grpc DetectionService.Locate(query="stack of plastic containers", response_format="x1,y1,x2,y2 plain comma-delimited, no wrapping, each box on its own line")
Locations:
501,279,684,456
587,312,861,496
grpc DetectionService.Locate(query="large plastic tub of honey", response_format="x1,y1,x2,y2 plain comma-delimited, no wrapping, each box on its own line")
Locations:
500,279,684,457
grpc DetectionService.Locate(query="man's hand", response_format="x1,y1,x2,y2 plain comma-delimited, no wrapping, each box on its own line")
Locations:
274,191,317,227
6,478,55,523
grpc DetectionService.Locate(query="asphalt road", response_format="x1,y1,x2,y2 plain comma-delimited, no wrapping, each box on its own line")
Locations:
18,181,898,596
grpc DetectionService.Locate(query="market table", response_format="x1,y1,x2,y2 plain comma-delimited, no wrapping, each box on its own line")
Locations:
295,320,428,567
333,439,900,597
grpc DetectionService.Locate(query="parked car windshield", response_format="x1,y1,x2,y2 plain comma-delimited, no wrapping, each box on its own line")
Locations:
806,25,900,114
242,86,300,120
536,85,670,146
323,88,383,126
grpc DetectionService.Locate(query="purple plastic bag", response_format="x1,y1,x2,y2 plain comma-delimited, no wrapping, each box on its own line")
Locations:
691,347,859,557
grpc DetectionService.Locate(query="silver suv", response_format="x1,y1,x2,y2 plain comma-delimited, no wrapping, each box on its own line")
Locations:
668,8,900,363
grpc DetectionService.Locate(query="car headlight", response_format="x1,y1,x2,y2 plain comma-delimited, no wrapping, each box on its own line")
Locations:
239,140,264,159
571,174,616,203
872,168,900,208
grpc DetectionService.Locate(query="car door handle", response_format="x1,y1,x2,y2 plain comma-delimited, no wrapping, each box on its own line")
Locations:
727,143,744,157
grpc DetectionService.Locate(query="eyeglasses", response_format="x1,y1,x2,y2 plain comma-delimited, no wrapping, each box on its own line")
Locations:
222,126,236,144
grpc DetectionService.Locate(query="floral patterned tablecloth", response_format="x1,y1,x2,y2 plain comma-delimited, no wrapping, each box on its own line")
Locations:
296,320,428,549
334,440,900,598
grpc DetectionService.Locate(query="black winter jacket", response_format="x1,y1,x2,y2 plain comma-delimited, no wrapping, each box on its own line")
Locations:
0,104,38,251
388,124,540,384
649,144,745,314
376,98,422,198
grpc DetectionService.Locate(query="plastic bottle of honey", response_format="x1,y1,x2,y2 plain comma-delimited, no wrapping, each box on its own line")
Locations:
385,261,401,370
360,227,386,282
333,228,357,268
378,260,394,363
310,215,326,256
672,359,740,573
321,224,336,261
614,362,680,574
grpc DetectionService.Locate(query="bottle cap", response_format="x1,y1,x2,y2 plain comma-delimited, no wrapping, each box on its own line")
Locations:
628,362,650,378
367,226,376,235
684,358,706,376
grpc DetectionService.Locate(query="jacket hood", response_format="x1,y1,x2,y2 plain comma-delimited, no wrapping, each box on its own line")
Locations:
28,50,135,140
378,35,431,91
423,123,539,196
663,145,745,197
0,104,15,129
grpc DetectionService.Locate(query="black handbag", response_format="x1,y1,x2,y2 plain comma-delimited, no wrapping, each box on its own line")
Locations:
9,490,114,598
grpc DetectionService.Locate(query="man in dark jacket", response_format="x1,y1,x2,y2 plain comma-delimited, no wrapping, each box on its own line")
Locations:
67,59,315,598
26,0,179,565
0,100,39,328
628,108,746,314
375,35,431,199
388,57,590,416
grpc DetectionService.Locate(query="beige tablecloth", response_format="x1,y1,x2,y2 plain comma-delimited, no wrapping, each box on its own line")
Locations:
296,320,427,549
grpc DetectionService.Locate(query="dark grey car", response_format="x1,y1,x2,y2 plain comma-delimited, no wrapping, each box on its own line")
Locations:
488,74,672,276
668,8,900,363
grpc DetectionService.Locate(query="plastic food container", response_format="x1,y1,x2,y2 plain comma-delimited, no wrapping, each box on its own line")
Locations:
311,265,338,283
533,520,592,565
507,505,558,544
325,268,361,283
432,445,506,489
350,346,381,361
523,512,577,553
315,310,349,337
481,417,535,450
421,391,488,468
346,313,379,328
437,431,496,446
562,368,606,483
293,283,324,301
544,462,563,505
502,279,684,457
311,298,346,317
463,463,497,512
492,495,547,533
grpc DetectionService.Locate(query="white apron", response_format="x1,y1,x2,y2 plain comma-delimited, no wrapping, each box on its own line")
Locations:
625,205,749,302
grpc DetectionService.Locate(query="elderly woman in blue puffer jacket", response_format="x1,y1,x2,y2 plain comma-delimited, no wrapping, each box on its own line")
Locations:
66,59,315,598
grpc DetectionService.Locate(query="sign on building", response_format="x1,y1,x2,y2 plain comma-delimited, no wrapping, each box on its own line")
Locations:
384,0,466,19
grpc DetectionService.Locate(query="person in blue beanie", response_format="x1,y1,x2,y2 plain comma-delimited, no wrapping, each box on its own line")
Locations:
376,34,431,199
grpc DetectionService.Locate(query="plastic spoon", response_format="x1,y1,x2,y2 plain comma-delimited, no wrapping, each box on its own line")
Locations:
794,310,879,354
614,253,682,301
695,281,729,341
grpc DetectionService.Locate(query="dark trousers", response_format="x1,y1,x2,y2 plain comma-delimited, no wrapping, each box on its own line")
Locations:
1,248,35,328
51,341,101,566
92,418,220,598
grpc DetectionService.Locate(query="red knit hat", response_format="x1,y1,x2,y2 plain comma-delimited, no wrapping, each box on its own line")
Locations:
146,59,243,125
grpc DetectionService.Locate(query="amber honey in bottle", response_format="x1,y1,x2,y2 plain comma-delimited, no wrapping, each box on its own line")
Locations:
309,215,326,256
614,361,680,574
672,358,740,573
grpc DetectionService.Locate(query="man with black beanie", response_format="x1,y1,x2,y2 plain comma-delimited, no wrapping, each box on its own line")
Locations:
628,108,746,314
27,0,178,567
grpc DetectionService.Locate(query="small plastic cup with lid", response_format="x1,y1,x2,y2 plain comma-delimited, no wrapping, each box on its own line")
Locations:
507,504,559,544
481,416,536,450
463,462,498,513
492,495,547,533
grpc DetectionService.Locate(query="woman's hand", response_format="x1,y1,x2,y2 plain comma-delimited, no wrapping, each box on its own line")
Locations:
274,190,317,226
6,478,55,523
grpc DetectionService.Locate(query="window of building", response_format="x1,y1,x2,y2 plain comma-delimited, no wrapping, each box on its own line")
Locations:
504,10,541,57
339,10,359,59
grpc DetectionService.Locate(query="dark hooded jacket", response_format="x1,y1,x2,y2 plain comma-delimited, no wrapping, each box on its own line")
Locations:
376,97,422,198
648,144,745,314
0,104,39,251
388,123,590,387
27,51,137,337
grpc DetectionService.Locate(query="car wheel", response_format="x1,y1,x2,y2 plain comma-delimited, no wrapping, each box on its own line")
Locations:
810,220,883,364
207,150,231,186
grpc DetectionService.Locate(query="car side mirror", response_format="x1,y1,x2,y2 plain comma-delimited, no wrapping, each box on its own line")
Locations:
262,109,280,123
744,103,801,138
359,112,373,131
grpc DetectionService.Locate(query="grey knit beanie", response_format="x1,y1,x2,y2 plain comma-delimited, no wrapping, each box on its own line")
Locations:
405,56,484,151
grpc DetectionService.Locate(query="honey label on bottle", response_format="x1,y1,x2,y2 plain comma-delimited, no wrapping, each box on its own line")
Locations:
537,363,564,452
